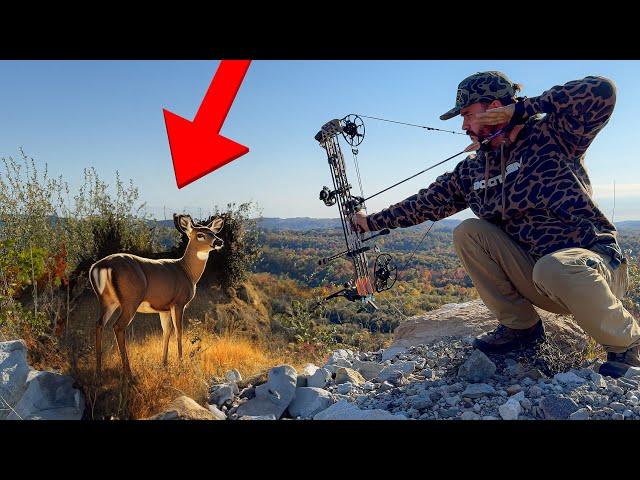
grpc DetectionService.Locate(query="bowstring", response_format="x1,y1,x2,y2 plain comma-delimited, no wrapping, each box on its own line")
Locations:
350,147,366,208
356,114,467,136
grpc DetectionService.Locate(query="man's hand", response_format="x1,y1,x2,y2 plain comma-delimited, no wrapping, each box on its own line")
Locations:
351,210,370,233
464,140,481,152
474,103,515,126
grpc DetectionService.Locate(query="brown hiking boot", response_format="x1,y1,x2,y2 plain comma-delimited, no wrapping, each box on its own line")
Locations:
599,345,640,378
472,320,545,353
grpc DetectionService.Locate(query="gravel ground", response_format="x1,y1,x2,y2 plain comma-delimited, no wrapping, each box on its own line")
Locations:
210,336,640,420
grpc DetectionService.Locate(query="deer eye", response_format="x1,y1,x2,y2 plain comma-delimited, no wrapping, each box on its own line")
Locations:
197,233,205,240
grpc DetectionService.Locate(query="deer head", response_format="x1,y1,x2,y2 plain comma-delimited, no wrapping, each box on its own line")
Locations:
174,214,224,259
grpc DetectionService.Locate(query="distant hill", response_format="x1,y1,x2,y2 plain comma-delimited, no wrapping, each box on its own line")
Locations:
152,217,462,232
256,217,462,232
617,221,640,231
257,217,341,231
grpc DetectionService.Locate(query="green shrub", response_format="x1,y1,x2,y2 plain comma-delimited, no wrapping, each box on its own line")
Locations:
0,150,161,338
172,202,262,291
272,300,338,351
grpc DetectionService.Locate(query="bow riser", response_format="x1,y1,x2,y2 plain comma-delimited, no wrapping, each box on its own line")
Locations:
323,134,374,298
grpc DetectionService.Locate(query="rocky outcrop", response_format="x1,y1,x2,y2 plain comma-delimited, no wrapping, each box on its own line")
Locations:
391,300,589,352
171,301,640,421
235,365,297,419
0,340,84,420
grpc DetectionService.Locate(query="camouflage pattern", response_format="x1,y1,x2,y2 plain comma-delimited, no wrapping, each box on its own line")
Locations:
368,76,622,265
440,71,518,120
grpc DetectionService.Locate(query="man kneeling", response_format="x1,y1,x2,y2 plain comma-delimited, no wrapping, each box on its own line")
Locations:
353,71,640,378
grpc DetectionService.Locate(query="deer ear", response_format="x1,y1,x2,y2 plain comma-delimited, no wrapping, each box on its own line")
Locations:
208,217,224,234
175,214,194,234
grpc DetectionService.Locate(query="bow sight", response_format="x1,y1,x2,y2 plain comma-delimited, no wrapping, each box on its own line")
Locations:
314,114,397,313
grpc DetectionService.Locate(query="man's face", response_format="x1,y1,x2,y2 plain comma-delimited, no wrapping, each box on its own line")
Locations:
460,102,493,141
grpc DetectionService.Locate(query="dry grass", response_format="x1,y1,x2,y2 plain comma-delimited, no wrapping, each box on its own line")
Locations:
71,325,319,420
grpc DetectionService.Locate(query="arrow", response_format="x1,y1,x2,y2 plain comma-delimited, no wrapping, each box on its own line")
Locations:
163,59,251,189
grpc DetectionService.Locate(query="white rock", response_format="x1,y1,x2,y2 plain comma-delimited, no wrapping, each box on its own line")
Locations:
377,362,415,382
457,349,496,383
352,360,384,380
236,365,297,419
207,404,227,420
224,369,242,383
335,368,365,386
325,359,352,369
376,369,405,383
0,340,31,419
307,368,332,389
336,382,354,395
313,400,407,420
590,372,607,388
624,367,640,379
381,346,408,362
238,414,276,420
287,387,333,418
461,383,496,399
394,360,418,374
511,391,525,402
302,364,319,377
8,370,84,420
323,364,343,375
327,350,353,366
498,398,521,420
460,411,481,420
209,385,235,407
554,372,586,384
568,408,590,420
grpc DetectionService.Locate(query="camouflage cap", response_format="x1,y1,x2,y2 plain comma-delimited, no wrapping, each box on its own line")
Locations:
440,71,518,121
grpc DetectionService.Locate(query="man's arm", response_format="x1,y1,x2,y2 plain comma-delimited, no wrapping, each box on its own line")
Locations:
366,163,468,231
515,76,617,157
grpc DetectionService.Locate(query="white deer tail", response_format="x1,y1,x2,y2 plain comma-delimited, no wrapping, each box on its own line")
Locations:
90,266,112,296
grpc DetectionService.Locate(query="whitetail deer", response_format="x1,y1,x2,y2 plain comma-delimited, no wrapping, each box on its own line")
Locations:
89,213,224,380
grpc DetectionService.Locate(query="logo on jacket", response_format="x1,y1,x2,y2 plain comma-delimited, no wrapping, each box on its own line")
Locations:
473,161,521,191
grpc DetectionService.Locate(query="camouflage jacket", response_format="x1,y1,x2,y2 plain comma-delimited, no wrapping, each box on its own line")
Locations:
366,76,625,268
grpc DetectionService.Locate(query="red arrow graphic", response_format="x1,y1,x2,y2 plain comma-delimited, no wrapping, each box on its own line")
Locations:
163,60,251,189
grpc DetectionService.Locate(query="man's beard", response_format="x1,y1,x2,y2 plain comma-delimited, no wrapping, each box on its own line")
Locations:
467,124,499,143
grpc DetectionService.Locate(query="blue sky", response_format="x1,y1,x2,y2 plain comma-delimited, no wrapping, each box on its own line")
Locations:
1,60,639,221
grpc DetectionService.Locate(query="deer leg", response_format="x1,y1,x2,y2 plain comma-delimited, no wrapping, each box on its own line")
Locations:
95,302,118,377
112,305,137,380
159,311,173,367
171,304,185,362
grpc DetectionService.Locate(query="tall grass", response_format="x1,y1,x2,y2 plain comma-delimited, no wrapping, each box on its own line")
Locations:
74,327,314,420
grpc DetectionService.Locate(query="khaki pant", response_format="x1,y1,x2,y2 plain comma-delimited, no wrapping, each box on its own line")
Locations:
452,218,640,353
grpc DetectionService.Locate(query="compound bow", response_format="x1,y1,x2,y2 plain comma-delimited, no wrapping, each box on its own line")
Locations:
314,114,397,313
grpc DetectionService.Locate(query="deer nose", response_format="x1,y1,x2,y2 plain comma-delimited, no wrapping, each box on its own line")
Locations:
213,238,224,248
